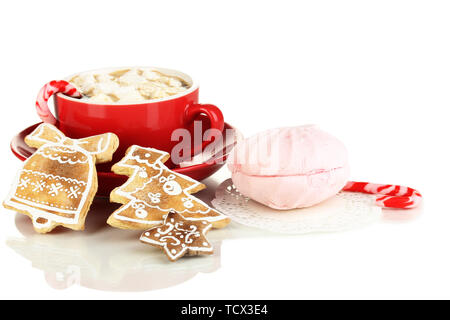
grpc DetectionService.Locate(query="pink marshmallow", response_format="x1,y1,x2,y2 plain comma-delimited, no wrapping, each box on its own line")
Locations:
227,125,350,210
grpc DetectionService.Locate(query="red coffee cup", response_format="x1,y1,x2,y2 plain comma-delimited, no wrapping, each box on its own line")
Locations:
35,67,225,167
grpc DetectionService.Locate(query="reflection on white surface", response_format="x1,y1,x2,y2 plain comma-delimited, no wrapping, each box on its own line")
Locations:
6,199,222,292
5,173,422,292
382,204,424,222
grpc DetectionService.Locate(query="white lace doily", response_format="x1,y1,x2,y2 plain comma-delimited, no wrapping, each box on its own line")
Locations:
212,179,382,234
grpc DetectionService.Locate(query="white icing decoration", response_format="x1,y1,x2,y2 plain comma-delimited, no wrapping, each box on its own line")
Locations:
48,183,63,196
136,210,147,219
3,123,115,230
29,124,65,143
160,175,182,196
182,197,194,209
36,147,89,164
20,169,87,185
131,202,148,218
67,186,81,199
32,180,46,192
32,216,52,230
26,123,113,155
4,146,94,226
18,178,30,189
140,214,213,260
148,192,161,204
139,171,148,178
110,145,229,225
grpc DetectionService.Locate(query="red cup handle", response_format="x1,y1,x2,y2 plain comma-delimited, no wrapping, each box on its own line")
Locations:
184,103,224,157
35,80,82,125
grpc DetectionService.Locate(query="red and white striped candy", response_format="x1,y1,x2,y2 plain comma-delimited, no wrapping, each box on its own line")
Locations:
343,181,422,209
36,80,82,124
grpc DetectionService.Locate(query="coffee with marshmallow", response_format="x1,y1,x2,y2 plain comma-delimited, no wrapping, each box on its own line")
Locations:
69,68,190,103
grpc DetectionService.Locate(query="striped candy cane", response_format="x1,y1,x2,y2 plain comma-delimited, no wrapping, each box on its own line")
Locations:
343,181,422,209
36,80,82,124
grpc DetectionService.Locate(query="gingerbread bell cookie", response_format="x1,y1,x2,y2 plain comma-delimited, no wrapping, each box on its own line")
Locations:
140,211,213,261
107,145,230,230
3,123,119,233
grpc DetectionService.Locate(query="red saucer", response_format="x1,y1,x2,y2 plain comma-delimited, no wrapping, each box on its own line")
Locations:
11,122,237,197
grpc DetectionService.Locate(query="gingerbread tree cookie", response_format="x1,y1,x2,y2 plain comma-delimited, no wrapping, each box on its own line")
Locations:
3,123,119,233
107,145,230,230
140,211,213,261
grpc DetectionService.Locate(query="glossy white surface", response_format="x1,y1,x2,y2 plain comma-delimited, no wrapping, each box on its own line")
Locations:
0,0,449,299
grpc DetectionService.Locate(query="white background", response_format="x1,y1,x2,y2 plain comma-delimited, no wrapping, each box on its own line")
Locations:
0,0,449,299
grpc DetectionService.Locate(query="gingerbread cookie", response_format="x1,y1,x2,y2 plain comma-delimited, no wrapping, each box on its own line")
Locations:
140,211,213,261
107,145,230,229
3,123,119,233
